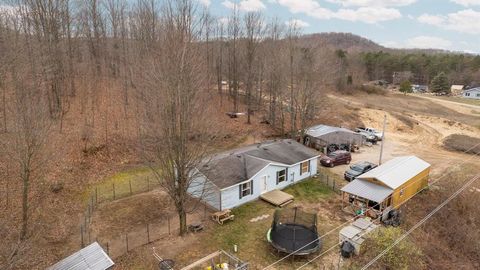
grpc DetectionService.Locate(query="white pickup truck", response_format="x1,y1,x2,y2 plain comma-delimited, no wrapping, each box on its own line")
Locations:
356,127,383,141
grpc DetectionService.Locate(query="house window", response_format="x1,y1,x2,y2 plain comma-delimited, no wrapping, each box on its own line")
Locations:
276,169,286,184
477,93,480,97
466,93,470,96
300,161,310,175
239,180,253,199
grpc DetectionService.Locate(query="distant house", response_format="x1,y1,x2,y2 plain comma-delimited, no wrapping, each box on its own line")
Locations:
450,85,464,96
304,124,365,153
188,139,319,210
462,87,480,99
341,156,430,218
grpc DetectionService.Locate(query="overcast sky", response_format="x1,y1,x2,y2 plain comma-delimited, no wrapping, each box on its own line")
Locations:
200,0,480,54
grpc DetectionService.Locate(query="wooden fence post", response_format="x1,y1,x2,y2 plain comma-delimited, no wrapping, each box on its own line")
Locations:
147,223,150,243
126,234,129,252
95,187,98,204
147,178,150,192
112,183,115,200
129,179,132,195
80,225,84,248
333,179,336,191
168,216,171,235
106,242,109,255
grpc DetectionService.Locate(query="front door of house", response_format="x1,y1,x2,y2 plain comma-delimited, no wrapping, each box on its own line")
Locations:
261,175,268,193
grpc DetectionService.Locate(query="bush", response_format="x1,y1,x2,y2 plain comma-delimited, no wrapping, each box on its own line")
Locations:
359,84,386,95
357,227,424,270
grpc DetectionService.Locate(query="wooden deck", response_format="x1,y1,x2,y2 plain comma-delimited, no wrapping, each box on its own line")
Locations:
260,190,294,207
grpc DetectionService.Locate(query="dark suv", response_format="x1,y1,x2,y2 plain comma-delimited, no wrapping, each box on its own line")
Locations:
344,161,377,181
320,150,352,167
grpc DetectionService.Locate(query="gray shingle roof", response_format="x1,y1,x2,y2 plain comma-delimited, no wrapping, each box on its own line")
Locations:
199,139,319,189
48,242,114,270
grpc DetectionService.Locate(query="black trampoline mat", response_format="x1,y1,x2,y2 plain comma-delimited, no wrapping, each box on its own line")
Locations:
270,223,320,254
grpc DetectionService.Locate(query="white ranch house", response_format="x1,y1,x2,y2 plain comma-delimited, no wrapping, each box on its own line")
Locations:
462,87,480,99
188,139,319,210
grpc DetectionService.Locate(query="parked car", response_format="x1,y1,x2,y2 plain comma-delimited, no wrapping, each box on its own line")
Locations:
356,127,383,141
320,150,352,167
344,161,377,182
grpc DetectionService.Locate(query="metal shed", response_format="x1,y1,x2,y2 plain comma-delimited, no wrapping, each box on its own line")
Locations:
304,125,365,152
48,242,114,270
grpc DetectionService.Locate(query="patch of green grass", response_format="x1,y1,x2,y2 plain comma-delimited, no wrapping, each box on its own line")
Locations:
84,167,158,203
205,201,276,265
284,178,334,202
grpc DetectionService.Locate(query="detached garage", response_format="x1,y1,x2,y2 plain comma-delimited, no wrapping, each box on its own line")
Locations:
341,156,430,218
304,125,365,153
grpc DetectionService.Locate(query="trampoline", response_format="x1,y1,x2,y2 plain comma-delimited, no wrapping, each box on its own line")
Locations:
267,207,321,255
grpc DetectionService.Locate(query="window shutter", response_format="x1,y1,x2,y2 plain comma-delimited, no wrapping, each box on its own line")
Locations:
250,180,254,195
276,171,279,185
286,168,289,182
239,184,242,199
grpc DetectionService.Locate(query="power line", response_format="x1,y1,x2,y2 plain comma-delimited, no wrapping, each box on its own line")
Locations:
293,164,480,270
262,142,480,270
360,173,480,270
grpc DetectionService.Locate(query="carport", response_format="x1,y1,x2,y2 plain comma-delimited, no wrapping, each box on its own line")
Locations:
341,179,393,218
304,124,365,153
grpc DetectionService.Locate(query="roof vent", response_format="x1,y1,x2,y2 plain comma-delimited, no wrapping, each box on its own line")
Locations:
236,155,242,158
263,148,268,151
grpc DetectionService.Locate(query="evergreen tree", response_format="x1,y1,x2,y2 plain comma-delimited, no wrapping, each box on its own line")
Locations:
430,72,450,93
399,80,412,95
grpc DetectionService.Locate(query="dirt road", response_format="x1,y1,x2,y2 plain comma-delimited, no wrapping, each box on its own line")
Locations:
328,94,480,184
411,93,480,115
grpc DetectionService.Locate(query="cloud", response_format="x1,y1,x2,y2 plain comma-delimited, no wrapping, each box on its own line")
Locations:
326,0,417,7
405,36,452,50
417,14,445,25
276,0,402,24
222,0,266,12
418,9,480,34
335,7,402,23
198,0,211,6
450,0,480,6
285,19,310,28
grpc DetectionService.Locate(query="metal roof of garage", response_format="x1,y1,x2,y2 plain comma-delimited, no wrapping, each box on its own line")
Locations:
341,179,393,203
48,242,114,270
356,156,430,189
305,124,357,138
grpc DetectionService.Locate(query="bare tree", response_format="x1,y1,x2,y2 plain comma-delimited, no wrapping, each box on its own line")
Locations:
243,11,263,124
139,0,213,236
295,48,318,142
286,21,301,137
226,4,241,113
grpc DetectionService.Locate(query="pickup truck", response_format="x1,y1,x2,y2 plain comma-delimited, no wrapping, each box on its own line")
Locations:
356,127,383,141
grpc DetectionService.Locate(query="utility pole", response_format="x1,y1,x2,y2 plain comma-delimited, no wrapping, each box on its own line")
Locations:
379,114,387,165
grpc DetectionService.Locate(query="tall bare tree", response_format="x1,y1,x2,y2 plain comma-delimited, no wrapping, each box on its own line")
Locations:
243,11,263,124
139,0,213,236
226,4,241,113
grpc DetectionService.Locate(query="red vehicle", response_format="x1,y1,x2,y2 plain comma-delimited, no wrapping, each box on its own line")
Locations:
320,150,352,167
